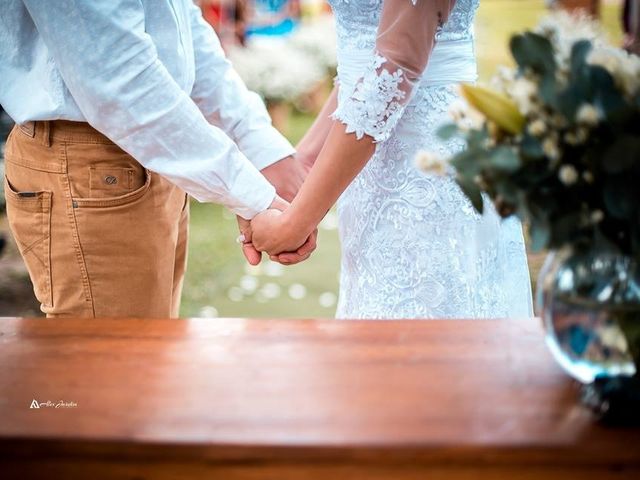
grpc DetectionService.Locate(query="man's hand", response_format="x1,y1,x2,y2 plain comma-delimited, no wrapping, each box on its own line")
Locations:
236,196,316,266
260,155,307,202
236,155,315,265
250,208,317,263
236,196,288,266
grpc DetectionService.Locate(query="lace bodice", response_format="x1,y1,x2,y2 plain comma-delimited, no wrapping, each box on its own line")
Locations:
330,0,480,143
328,0,479,51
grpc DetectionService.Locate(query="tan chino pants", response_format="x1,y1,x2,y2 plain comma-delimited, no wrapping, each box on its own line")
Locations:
3,121,189,318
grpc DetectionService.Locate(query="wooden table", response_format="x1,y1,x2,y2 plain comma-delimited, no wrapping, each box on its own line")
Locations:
0,317,639,479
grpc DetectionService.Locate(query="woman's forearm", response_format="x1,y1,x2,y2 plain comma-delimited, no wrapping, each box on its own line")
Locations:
295,86,338,167
286,121,376,235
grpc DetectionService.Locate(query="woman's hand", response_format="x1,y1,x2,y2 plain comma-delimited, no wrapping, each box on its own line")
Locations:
250,208,316,260
250,209,305,254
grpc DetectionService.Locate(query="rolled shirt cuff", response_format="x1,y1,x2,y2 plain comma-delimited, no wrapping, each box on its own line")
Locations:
225,160,277,220
238,125,296,171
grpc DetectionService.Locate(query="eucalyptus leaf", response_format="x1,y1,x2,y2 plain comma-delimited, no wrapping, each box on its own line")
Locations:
450,148,487,177
520,135,545,159
437,123,460,141
602,135,640,174
570,40,592,77
603,177,637,220
490,146,520,172
568,40,593,112
589,66,628,121
457,178,484,214
529,221,551,252
539,72,559,108
510,32,556,76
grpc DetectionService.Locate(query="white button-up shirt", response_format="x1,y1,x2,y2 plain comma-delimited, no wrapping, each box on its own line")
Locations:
0,0,295,218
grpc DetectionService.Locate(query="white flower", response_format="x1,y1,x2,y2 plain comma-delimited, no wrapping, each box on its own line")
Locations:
415,150,447,175
576,103,600,126
564,131,578,145
583,171,594,183
473,174,488,190
489,65,517,94
449,99,468,122
543,136,560,161
508,77,537,115
448,98,483,131
536,12,605,68
558,165,579,185
565,127,589,145
228,38,325,101
550,112,569,129
528,118,547,137
289,15,338,72
591,210,604,223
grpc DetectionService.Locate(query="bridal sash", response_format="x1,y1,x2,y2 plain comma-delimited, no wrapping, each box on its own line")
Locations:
337,37,478,90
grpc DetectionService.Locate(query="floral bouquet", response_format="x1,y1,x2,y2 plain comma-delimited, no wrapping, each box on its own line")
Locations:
436,13,640,258
430,13,640,395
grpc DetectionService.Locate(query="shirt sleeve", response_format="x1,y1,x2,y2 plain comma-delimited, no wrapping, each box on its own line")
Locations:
187,3,295,171
20,0,275,219
333,0,456,143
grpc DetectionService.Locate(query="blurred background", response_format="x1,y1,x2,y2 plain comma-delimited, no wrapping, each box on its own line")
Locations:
0,0,631,318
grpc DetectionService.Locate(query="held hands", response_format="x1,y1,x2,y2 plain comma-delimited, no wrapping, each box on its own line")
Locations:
251,208,317,265
237,196,317,266
235,155,317,266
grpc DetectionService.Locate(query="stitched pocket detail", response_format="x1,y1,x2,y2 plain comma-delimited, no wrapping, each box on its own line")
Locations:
4,175,53,308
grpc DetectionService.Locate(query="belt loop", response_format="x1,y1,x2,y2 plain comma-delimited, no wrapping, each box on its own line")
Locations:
19,121,36,138
40,121,52,147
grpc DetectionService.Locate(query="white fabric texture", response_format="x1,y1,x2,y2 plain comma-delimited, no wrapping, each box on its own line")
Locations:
329,0,534,318
0,0,295,219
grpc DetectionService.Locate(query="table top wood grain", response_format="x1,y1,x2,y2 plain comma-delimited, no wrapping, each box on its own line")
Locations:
1,317,639,479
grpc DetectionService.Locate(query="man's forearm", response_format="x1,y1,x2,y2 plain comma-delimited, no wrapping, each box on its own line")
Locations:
295,86,339,169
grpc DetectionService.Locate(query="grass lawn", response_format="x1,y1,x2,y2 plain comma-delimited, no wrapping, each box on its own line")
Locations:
182,0,624,318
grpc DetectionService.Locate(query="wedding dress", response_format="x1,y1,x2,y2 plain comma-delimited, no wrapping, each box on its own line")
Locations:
329,0,533,318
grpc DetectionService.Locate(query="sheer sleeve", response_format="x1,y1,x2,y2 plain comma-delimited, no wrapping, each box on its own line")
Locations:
333,0,455,143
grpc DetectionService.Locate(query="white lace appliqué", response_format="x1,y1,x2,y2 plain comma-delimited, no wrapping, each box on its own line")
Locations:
333,53,411,143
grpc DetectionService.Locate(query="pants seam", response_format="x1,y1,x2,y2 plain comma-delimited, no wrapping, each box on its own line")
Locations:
61,142,95,314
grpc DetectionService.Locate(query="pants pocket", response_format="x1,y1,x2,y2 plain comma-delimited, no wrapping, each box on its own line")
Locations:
73,169,151,209
3,175,53,309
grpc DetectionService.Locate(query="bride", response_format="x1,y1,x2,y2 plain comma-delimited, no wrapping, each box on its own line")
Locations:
249,0,533,319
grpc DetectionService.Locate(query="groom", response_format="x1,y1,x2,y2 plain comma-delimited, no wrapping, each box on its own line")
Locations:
0,0,315,318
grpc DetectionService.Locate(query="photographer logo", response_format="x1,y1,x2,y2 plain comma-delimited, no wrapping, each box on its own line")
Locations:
29,399,78,409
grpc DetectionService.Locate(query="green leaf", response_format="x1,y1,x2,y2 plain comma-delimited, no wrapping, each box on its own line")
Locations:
457,178,484,214
490,146,520,172
601,135,640,174
520,135,545,159
603,176,637,220
510,32,556,77
570,40,592,76
558,42,593,121
437,123,460,141
539,72,559,108
589,66,628,121
495,181,520,204
450,148,486,177
529,221,551,252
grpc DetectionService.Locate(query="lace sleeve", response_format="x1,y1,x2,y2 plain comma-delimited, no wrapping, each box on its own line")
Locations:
333,0,456,143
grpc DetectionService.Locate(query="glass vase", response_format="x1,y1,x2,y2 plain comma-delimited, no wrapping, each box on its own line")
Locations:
536,248,639,383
